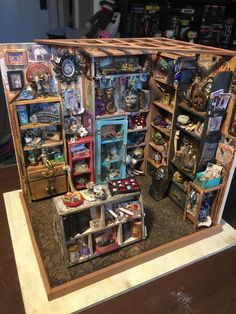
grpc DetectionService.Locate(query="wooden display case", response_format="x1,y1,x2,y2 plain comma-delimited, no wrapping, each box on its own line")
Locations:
53,187,146,267
11,95,67,201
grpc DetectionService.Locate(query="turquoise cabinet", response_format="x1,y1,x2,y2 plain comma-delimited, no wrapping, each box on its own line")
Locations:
95,116,128,183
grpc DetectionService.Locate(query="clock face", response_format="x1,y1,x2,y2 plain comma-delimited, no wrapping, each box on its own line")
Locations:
61,59,75,77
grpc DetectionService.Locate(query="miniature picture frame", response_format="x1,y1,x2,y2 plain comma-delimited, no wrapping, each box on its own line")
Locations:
7,70,24,91
63,88,83,115
28,45,52,62
217,93,231,110
228,101,236,137
4,49,27,66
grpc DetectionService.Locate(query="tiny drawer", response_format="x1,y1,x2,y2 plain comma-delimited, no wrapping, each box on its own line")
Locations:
27,164,65,182
29,175,67,200
169,182,186,210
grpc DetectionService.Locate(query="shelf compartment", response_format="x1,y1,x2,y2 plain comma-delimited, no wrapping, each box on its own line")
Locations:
153,100,174,114
123,237,141,245
23,140,64,151
147,158,165,169
128,127,148,133
101,138,124,144
149,141,165,154
12,96,61,106
178,102,206,118
175,123,201,141
102,159,122,165
151,122,170,137
72,154,91,162
73,169,92,176
127,142,146,149
20,122,62,130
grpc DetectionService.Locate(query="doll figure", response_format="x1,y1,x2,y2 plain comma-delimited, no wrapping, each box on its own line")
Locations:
104,88,116,114
85,0,117,38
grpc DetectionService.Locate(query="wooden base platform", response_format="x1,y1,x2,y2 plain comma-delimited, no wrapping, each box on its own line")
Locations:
4,189,236,313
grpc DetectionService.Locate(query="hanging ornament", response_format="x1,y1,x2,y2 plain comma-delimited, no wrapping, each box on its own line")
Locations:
51,50,83,84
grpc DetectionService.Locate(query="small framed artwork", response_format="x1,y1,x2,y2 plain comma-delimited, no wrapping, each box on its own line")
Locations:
28,45,52,62
62,88,83,115
228,101,236,137
4,49,27,66
7,70,24,91
217,93,231,110
207,116,223,133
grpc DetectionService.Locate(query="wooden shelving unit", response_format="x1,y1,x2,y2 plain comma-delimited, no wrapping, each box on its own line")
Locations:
11,96,67,201
183,182,223,230
53,189,146,267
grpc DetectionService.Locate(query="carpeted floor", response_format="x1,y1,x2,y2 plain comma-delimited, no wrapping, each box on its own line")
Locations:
26,175,193,288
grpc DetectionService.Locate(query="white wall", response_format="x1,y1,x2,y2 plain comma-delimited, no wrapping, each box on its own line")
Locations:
0,0,49,43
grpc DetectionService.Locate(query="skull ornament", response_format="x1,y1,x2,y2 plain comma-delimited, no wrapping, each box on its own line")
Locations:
124,89,139,112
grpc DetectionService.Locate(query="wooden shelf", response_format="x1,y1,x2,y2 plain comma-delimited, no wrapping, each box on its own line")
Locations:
20,122,62,130
12,95,61,106
96,109,149,120
175,123,201,141
101,138,124,144
149,141,165,153
72,154,91,162
128,127,148,133
27,161,65,172
73,170,91,176
127,142,146,149
23,140,64,151
147,158,165,169
153,101,174,114
171,160,194,180
178,102,206,118
95,72,144,80
151,123,170,137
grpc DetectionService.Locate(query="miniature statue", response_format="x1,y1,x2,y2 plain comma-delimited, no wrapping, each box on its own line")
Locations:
39,148,53,169
104,88,116,114
124,89,139,112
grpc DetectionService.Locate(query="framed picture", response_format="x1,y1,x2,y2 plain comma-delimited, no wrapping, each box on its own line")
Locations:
217,93,231,110
228,101,236,137
28,45,52,62
62,88,83,115
7,70,24,91
4,49,27,66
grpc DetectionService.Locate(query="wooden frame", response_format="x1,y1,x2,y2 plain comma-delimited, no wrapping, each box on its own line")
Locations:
228,100,236,137
7,70,24,91
4,49,27,66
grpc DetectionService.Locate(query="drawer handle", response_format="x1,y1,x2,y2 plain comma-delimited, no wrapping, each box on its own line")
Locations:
46,186,56,193
42,170,55,178
173,191,181,201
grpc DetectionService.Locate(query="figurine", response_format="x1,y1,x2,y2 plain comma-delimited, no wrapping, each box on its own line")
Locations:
85,0,117,38
124,89,139,112
39,148,53,169
104,88,116,114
